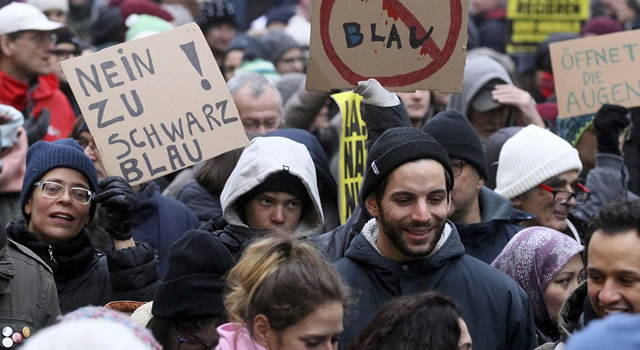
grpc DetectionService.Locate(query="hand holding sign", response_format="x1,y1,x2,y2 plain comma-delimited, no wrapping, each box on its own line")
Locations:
61,23,249,186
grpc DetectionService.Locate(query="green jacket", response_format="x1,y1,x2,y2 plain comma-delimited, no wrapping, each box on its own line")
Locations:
0,238,60,341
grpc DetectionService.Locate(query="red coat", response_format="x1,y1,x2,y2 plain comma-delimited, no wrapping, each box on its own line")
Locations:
0,70,76,141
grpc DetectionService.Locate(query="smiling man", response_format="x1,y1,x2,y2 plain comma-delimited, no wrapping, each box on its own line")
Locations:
335,127,536,350
0,3,75,143
537,199,640,349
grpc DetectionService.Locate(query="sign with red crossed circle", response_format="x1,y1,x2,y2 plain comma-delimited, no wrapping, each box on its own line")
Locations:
306,0,469,93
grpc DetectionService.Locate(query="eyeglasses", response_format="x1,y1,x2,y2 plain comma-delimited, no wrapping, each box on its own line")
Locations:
538,183,590,205
19,31,57,45
50,48,80,59
171,324,216,350
34,181,93,205
451,159,467,177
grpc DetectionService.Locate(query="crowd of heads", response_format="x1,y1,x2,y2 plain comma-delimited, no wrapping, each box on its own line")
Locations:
1,0,640,348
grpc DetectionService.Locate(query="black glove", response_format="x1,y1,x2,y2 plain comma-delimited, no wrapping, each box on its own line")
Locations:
594,104,630,156
23,108,50,145
94,176,137,241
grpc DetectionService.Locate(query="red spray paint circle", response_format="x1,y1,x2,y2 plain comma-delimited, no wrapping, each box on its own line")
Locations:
320,0,463,86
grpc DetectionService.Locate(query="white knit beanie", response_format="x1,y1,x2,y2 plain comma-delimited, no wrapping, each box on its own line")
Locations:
495,125,582,199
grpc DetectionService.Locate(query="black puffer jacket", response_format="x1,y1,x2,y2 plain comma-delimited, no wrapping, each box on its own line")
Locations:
6,221,157,313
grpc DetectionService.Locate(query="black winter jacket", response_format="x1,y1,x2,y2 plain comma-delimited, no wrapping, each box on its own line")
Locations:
335,221,537,350
6,221,157,313
457,187,532,263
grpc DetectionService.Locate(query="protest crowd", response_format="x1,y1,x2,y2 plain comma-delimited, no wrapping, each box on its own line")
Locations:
1,0,640,348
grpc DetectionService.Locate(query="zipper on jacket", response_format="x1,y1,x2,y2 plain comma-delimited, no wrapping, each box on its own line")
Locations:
48,245,55,263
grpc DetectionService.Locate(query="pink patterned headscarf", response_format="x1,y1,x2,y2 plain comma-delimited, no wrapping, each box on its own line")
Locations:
492,226,583,343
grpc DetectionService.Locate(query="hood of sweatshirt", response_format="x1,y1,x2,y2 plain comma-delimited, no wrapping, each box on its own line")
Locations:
220,136,324,237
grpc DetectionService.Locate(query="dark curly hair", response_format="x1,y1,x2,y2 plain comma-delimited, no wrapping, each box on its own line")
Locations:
350,292,465,350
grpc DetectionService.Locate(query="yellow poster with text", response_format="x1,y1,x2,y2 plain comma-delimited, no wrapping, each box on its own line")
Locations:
333,91,367,225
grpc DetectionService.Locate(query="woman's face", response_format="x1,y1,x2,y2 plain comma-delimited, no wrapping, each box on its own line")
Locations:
543,254,585,323
24,168,91,242
271,302,344,350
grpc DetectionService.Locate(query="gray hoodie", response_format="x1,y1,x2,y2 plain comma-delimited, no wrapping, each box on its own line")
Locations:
220,136,324,237
447,55,512,118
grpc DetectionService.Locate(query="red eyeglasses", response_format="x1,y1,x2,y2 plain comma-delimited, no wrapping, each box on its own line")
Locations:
538,183,590,205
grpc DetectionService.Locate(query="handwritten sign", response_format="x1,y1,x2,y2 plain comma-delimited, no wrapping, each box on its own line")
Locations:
332,92,367,224
507,0,589,54
306,0,469,93
61,23,249,185
550,30,640,119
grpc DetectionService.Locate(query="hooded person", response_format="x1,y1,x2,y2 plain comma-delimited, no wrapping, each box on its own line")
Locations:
265,128,339,231
422,110,532,263
447,55,543,144
182,136,323,262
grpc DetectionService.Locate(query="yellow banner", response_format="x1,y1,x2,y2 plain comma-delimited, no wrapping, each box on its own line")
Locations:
333,91,367,225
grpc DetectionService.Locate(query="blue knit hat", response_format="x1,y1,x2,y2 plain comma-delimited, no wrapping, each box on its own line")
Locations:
20,139,99,221
557,114,595,147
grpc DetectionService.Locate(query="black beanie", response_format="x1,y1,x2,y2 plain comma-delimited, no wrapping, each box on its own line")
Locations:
236,170,309,219
422,110,489,180
360,127,453,203
152,230,234,320
20,139,99,221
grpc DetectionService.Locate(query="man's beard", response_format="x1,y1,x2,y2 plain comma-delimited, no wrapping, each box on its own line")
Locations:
378,207,446,259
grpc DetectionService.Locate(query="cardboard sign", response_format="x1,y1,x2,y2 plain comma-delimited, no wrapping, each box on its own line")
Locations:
333,92,367,225
306,0,469,93
507,0,589,54
550,30,640,119
61,23,249,185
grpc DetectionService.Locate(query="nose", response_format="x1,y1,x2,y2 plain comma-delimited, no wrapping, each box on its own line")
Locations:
294,59,304,72
411,200,431,222
56,187,73,204
255,124,267,136
599,280,622,306
271,205,285,225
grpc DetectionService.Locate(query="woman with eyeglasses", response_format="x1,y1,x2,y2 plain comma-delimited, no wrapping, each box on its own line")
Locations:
349,292,472,350
217,234,351,350
495,125,589,242
4,139,157,313
492,226,584,345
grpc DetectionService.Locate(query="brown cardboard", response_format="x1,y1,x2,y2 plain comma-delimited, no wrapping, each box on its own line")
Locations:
550,29,640,119
61,23,249,185
306,0,469,93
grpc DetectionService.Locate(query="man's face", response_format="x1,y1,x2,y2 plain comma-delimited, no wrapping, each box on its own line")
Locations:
397,90,431,128
587,229,640,318
468,106,511,144
79,131,107,181
275,47,305,74
514,170,579,232
448,159,483,224
205,23,237,54
366,159,450,261
245,191,303,233
235,85,281,135
0,31,56,81
43,9,66,23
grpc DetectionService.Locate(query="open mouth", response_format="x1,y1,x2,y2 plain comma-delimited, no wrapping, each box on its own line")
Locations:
50,212,74,221
601,306,631,315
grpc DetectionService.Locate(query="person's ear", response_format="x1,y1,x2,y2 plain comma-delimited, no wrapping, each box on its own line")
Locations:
252,314,274,348
24,198,32,216
365,193,380,217
476,176,485,191
0,35,14,57
512,195,523,209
